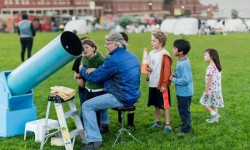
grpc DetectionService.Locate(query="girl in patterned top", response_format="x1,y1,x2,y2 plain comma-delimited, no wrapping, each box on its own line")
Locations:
200,48,224,123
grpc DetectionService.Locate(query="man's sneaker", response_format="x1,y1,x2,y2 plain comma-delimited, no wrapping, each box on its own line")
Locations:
100,124,110,134
206,114,220,123
149,122,162,128
163,127,172,133
80,141,103,150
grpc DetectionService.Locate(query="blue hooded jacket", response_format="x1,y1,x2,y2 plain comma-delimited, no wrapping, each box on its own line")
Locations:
80,47,141,106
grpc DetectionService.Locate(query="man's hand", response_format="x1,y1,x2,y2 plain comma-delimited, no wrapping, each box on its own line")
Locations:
79,63,83,72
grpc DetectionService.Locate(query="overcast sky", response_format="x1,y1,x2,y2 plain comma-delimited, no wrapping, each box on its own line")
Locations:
199,0,250,17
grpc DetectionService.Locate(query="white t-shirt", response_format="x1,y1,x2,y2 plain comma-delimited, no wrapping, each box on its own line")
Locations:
148,49,168,87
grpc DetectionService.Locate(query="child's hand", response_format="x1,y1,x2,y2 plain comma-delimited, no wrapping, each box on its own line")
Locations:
86,68,96,75
205,90,210,97
78,79,85,88
160,86,166,92
146,65,153,72
73,72,79,80
169,74,175,80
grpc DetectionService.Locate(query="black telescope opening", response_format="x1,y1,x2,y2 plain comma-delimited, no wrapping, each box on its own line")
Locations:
61,31,82,56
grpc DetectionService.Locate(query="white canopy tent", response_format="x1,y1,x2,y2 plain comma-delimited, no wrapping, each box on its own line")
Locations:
173,18,198,35
160,18,178,33
64,19,92,34
244,19,250,31
224,19,247,32
206,19,218,28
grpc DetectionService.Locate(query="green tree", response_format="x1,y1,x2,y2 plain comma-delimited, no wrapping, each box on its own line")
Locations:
231,9,239,19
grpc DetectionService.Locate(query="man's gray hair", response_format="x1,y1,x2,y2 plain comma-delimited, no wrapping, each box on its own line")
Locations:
105,31,128,47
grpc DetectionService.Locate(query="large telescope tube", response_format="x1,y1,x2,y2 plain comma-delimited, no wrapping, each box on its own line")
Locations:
7,31,82,95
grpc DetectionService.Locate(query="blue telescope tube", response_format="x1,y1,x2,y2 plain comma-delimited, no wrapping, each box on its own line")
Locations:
7,31,82,95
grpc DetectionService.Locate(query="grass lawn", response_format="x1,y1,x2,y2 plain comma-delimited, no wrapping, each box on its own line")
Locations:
0,31,249,150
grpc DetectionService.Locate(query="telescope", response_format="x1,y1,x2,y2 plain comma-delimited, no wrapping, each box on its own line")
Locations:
0,31,82,137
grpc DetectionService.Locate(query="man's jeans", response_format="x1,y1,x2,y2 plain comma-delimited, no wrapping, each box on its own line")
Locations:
78,91,85,123
82,93,124,142
177,95,192,133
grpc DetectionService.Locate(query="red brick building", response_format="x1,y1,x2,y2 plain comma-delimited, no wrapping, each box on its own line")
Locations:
0,0,168,17
164,0,218,18
0,0,217,18
94,0,168,16
0,0,103,17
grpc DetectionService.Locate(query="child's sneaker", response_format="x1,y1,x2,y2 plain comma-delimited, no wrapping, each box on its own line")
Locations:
177,132,185,137
149,122,162,128
163,127,172,133
206,114,220,123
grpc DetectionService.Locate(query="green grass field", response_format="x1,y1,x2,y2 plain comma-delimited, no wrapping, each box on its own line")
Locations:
0,31,249,150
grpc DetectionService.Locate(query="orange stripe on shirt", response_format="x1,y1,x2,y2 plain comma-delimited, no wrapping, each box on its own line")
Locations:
163,90,170,109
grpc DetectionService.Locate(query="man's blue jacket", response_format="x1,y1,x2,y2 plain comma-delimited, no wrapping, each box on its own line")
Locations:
80,47,141,106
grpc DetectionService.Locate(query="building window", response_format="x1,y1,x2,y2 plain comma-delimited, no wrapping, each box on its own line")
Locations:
37,0,45,5
140,3,148,11
152,3,162,11
31,0,36,5
58,0,66,5
5,0,13,5
75,0,81,5
62,10,67,14
15,0,19,5
117,3,129,11
29,10,34,14
104,3,112,12
155,4,163,10
53,0,58,5
131,3,139,11
75,0,87,5
25,0,28,4
37,10,42,15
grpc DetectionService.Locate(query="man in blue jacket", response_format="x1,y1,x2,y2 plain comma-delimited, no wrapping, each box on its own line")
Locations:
79,31,141,149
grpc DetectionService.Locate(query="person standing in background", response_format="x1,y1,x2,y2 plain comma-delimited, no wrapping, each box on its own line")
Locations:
146,31,173,133
169,39,194,135
199,48,224,123
17,13,36,62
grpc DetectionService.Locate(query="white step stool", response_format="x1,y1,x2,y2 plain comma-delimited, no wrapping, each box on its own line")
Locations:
24,118,59,142
40,95,87,150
